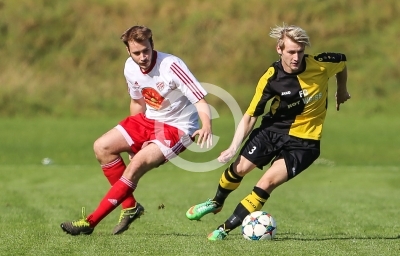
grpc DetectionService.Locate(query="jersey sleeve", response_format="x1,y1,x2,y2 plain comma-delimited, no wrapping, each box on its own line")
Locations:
126,80,142,100
246,67,276,117
123,59,143,100
313,52,347,77
168,58,207,104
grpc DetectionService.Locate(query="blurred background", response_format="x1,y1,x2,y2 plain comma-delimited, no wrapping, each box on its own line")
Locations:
1,0,399,117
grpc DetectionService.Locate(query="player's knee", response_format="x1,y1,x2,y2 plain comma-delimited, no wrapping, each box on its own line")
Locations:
257,179,278,192
232,163,247,177
232,159,252,177
257,175,287,193
93,138,109,159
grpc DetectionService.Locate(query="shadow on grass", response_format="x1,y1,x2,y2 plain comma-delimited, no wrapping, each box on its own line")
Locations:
271,233,400,241
109,232,400,240
86,230,400,240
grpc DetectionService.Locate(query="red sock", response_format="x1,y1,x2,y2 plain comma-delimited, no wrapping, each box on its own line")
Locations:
86,177,137,227
102,157,137,209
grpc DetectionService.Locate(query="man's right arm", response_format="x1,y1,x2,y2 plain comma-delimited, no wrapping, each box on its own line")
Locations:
130,98,146,116
218,113,258,163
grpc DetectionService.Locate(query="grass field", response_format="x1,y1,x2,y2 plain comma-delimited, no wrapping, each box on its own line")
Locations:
2,1,400,254
0,115,399,255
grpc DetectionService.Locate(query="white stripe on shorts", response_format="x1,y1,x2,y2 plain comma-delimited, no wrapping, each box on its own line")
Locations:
115,125,134,146
154,134,193,160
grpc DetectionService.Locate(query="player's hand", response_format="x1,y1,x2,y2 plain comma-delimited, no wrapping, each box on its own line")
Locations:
336,90,351,111
192,126,213,148
218,148,236,163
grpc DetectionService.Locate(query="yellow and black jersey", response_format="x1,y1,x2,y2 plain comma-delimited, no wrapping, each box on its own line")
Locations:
246,53,346,140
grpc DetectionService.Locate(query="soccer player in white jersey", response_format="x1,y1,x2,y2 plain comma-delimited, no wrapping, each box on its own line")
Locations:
60,25,213,236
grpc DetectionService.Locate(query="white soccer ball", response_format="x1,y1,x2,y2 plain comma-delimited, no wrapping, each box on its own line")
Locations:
41,157,53,165
241,211,277,240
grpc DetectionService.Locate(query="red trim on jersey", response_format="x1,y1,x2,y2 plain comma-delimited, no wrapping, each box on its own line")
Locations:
141,51,158,74
170,62,204,100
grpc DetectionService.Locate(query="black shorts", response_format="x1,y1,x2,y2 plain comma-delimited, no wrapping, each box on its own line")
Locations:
239,129,320,180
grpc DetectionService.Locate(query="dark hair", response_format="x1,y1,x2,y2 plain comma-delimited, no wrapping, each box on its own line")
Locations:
120,25,154,49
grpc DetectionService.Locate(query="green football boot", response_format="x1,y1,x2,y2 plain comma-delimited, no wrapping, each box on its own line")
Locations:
207,228,228,241
186,199,222,220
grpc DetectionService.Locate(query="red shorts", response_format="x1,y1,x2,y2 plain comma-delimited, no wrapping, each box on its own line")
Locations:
115,113,193,160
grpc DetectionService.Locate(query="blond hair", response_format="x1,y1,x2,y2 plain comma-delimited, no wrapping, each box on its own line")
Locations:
269,24,311,49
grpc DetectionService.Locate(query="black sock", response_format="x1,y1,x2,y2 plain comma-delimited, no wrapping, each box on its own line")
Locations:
219,186,270,232
212,164,243,206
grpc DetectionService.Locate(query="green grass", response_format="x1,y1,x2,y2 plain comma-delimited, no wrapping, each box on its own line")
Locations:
1,106,400,166
0,116,399,255
1,1,399,253
0,164,399,255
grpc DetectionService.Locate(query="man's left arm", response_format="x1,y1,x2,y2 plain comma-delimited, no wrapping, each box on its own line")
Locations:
335,66,351,111
193,98,212,148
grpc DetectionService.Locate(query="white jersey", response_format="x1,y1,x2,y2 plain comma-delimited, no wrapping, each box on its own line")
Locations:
124,51,207,135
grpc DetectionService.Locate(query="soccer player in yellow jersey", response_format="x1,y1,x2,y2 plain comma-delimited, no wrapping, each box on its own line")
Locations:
186,24,351,240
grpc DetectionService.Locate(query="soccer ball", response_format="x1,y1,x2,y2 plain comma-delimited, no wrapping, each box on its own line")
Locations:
241,211,277,240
